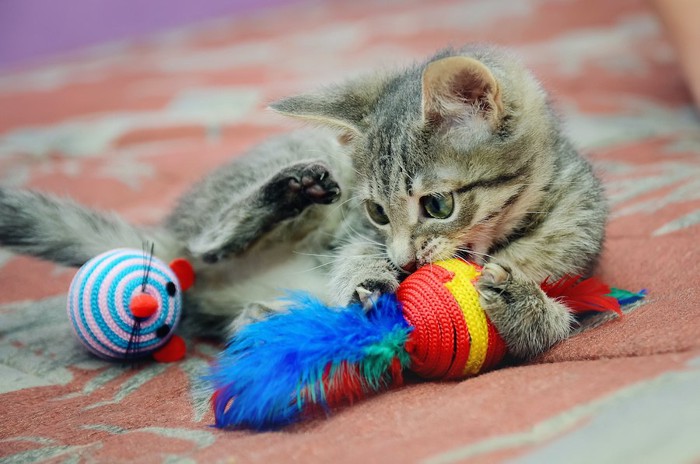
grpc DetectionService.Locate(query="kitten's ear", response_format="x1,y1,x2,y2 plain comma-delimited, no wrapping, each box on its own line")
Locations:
421,56,504,129
269,73,389,137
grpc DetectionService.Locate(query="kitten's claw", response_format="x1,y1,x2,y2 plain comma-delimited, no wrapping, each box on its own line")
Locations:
479,263,510,288
477,263,511,304
355,286,380,312
352,278,398,312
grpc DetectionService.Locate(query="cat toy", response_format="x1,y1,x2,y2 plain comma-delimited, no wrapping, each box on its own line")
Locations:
209,259,644,430
67,246,195,363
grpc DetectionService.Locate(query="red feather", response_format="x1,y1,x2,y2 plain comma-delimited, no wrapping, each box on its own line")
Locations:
541,275,622,316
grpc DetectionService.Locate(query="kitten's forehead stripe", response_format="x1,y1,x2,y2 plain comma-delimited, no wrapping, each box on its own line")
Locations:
456,169,527,193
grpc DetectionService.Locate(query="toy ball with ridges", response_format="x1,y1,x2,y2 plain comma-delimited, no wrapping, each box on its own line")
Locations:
210,258,626,430
67,248,194,362
399,259,507,379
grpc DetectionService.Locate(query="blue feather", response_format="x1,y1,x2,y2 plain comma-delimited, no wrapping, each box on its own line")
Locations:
208,292,411,430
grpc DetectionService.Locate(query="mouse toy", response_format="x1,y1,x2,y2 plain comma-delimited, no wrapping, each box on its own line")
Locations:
66,245,194,363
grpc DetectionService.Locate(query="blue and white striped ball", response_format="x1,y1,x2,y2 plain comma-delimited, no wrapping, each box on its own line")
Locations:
67,248,183,361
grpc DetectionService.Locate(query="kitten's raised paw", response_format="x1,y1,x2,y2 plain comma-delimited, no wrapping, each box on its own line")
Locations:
284,162,341,206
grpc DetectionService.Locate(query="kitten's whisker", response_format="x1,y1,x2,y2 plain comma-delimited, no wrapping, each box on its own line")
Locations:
329,195,358,214
294,250,386,259
295,251,389,274
342,222,386,249
297,260,337,273
292,251,339,259
455,245,497,261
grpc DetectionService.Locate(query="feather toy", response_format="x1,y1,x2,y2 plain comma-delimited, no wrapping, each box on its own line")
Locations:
209,259,641,430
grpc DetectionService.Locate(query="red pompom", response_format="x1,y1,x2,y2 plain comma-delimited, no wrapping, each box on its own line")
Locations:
170,258,195,291
129,293,158,318
153,335,186,363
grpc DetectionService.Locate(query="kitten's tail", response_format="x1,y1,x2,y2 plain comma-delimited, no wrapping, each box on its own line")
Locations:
0,187,180,267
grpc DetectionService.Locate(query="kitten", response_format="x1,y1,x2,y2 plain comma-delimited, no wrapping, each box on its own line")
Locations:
0,45,607,359
269,44,607,358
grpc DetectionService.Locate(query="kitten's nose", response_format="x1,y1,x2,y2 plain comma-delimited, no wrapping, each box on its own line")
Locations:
400,260,417,273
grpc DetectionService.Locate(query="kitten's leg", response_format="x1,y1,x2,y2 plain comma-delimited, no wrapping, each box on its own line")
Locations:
330,239,400,307
188,161,340,262
182,284,292,339
476,263,573,359
225,300,291,336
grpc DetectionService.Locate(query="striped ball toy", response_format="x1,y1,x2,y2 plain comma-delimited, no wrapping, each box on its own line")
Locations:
67,248,193,362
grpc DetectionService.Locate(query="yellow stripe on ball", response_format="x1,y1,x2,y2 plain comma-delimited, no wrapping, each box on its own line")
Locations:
437,259,489,376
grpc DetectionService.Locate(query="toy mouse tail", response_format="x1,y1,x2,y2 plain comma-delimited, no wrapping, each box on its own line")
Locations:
208,292,412,430
0,187,179,267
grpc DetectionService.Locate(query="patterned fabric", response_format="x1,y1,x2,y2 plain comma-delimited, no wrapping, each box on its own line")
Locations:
1,0,699,462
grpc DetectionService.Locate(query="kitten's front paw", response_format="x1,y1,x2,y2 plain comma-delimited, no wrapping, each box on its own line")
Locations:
476,263,573,359
286,162,341,205
271,162,340,213
476,262,511,303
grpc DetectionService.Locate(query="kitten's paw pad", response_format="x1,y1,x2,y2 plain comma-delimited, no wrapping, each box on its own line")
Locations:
297,163,341,205
201,251,223,264
274,162,340,206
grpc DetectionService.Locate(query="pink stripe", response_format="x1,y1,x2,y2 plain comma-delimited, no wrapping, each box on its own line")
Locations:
81,252,134,354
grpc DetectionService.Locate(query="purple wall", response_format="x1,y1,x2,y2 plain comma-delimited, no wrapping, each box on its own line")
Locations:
0,0,296,69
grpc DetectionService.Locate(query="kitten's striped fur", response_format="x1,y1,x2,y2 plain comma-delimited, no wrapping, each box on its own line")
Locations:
273,45,607,358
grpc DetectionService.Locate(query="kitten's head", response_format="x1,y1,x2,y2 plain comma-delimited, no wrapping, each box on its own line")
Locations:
272,46,559,272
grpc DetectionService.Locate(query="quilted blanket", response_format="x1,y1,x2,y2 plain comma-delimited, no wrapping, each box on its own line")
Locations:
1,0,699,462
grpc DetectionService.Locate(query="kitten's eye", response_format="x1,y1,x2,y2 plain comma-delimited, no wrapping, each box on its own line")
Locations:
421,193,454,219
365,201,390,225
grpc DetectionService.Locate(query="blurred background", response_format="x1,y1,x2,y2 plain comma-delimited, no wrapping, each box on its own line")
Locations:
0,0,297,69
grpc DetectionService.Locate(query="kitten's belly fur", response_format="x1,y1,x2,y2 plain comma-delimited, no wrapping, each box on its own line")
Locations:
198,244,330,314
188,203,343,317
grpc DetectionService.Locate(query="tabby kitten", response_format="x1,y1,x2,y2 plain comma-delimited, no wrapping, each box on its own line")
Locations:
0,45,607,359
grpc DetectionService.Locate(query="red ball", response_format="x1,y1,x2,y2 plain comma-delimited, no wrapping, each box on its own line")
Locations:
397,259,507,380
